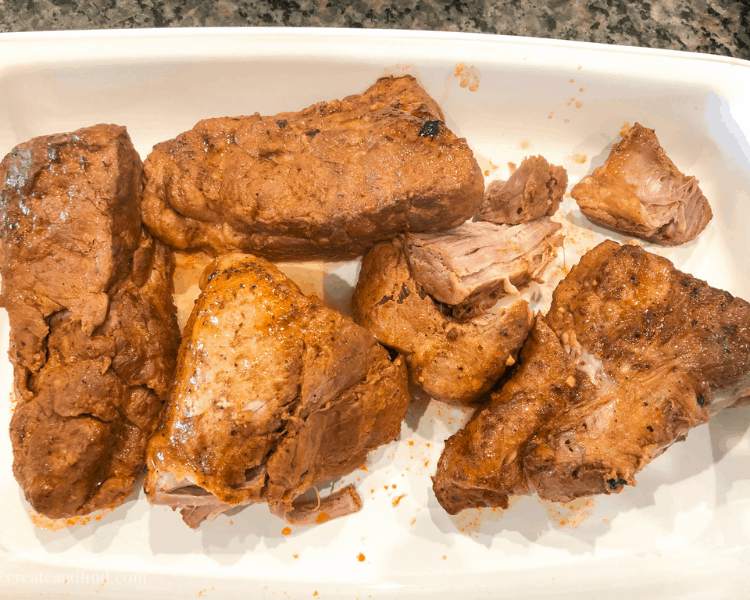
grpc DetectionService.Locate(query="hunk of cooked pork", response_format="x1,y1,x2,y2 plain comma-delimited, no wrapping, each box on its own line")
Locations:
571,123,712,245
433,241,750,515
477,156,567,225
141,75,484,261
352,238,534,405
0,125,180,519
145,254,410,528
403,219,563,319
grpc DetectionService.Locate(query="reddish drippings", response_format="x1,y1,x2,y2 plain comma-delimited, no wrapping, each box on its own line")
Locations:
572,153,587,164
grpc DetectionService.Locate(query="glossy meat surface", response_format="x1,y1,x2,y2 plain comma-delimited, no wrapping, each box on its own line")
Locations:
434,241,750,514
141,75,483,260
1,125,180,518
353,239,533,405
145,254,410,527
571,123,712,245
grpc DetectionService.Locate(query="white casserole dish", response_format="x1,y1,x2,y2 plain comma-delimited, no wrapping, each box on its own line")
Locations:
0,27,749,599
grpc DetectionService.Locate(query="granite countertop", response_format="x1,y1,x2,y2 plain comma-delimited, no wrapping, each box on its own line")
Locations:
1,0,749,60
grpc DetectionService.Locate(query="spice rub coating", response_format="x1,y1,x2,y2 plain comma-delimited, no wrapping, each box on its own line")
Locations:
141,75,484,260
434,241,750,514
145,253,410,527
1,125,180,518
353,238,533,405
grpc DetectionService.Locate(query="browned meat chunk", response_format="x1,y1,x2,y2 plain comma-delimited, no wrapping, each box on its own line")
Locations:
353,239,533,405
434,241,750,514
403,219,563,319
571,123,712,245
478,156,567,224
0,125,180,519
145,254,410,528
141,75,484,261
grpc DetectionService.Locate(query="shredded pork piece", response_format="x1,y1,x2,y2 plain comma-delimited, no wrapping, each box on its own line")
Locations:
571,123,712,245
403,219,563,319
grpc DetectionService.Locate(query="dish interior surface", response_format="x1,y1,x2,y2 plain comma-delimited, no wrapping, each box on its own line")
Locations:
0,29,749,599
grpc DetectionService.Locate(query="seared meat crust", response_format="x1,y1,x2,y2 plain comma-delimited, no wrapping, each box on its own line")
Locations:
145,254,410,527
141,75,484,260
0,125,180,519
353,239,533,405
434,241,750,514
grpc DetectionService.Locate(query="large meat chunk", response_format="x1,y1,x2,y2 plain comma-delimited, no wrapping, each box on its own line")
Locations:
144,254,410,528
353,239,533,405
403,219,563,319
477,156,567,225
0,125,180,518
141,75,484,261
571,123,712,245
434,241,750,514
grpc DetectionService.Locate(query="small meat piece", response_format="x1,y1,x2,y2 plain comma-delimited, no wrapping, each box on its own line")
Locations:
403,219,563,319
571,123,712,245
478,156,567,224
433,241,750,514
0,125,180,519
433,319,572,512
145,254,410,528
353,239,533,405
141,75,484,261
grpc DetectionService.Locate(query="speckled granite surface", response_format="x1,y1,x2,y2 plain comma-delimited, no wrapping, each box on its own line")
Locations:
1,0,748,60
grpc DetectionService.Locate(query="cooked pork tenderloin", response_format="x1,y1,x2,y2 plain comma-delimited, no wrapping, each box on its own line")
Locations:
403,219,563,319
433,241,750,515
0,125,180,519
571,123,712,245
353,239,533,405
478,156,567,225
141,75,484,261
145,254,410,528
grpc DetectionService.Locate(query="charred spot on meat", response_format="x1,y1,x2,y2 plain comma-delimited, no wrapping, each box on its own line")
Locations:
141,75,484,261
433,240,750,514
0,124,180,519
145,253,410,528
571,123,712,245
